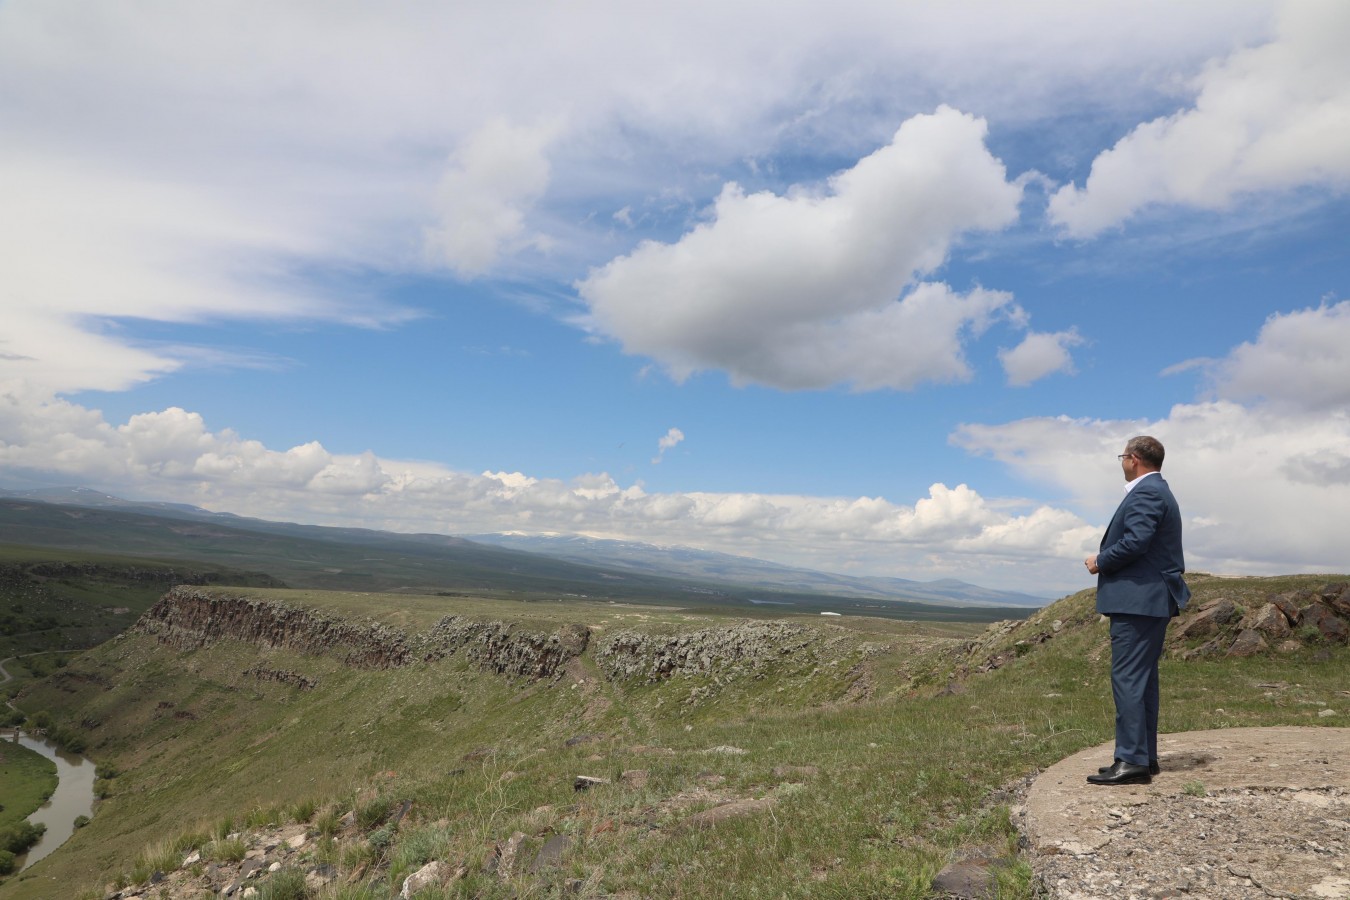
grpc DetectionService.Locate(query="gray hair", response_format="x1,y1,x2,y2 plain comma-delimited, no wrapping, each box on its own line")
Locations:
1125,435,1165,469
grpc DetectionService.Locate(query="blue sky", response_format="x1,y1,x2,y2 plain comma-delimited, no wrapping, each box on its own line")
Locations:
1,0,1347,593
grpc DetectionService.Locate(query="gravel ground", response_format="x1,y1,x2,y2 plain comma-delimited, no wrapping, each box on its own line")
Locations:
1016,727,1350,900
1033,787,1349,899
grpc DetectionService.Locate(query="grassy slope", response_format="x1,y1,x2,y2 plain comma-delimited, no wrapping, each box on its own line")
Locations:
0,742,56,831
3,575,1348,899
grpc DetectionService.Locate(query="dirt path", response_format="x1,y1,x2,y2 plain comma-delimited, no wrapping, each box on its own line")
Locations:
1017,727,1350,899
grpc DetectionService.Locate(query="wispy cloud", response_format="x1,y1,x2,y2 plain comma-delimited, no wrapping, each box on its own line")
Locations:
652,427,685,464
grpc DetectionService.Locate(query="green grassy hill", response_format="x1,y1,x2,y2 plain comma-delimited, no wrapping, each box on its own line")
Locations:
1,573,1346,898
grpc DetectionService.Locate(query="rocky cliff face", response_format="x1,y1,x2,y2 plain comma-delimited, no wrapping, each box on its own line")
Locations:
423,616,590,679
136,588,414,668
133,589,850,689
594,621,821,683
134,587,592,680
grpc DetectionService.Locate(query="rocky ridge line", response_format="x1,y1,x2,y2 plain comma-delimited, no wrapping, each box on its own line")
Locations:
133,588,598,680
134,588,846,687
959,580,1350,677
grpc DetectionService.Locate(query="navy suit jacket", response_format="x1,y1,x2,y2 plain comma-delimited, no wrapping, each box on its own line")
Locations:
1096,472,1191,618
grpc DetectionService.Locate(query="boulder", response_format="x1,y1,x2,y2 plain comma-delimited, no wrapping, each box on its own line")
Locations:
306,864,337,891
1227,629,1269,658
494,832,529,878
1244,603,1292,640
679,797,777,832
619,769,649,788
401,860,443,897
1270,593,1303,626
1179,638,1224,660
932,857,1009,900
1174,599,1239,641
1322,584,1350,618
529,834,572,872
1302,603,1349,643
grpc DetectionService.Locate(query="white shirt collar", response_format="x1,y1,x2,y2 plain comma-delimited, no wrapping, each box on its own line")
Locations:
1123,470,1160,495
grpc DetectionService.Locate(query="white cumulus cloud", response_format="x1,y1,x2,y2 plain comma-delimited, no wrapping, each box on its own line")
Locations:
0,381,1099,592
1049,0,1350,237
956,400,1350,577
577,107,1026,390
1206,300,1350,411
999,329,1085,387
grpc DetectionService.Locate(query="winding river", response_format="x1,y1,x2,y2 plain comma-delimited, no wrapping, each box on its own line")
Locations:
1,656,98,873
3,731,96,871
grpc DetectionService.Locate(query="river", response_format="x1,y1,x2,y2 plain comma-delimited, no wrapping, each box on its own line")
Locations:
1,654,98,873
2,730,97,872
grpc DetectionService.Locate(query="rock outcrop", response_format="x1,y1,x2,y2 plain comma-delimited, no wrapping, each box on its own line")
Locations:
133,587,591,682
422,617,589,679
1181,583,1350,659
135,589,414,669
962,581,1350,676
594,621,818,683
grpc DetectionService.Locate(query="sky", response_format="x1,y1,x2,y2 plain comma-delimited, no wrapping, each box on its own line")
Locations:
1,0,1348,594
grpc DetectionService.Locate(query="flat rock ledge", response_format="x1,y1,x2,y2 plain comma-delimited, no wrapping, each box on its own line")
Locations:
1016,726,1350,900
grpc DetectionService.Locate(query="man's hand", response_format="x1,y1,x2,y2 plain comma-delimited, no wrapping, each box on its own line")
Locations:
1084,555,1099,575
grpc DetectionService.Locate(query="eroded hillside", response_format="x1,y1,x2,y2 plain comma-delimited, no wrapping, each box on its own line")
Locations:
5,575,1347,899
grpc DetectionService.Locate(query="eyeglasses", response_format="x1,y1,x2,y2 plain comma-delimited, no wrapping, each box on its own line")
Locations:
1117,453,1134,460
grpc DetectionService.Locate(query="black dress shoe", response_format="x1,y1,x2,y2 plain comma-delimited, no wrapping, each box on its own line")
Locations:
1097,759,1160,776
1087,760,1152,785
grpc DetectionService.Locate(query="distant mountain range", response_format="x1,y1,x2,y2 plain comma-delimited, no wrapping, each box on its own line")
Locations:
468,533,1051,607
0,486,1048,615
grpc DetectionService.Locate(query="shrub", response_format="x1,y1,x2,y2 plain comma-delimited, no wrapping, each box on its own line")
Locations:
367,825,395,851
246,804,285,828
48,726,86,754
321,886,381,900
356,798,390,831
73,815,91,829
0,849,16,876
289,798,317,824
258,867,309,900
314,808,341,838
210,817,235,843
206,838,247,863
171,829,209,855
0,821,46,854
391,825,451,872
131,839,180,885
1298,624,1324,645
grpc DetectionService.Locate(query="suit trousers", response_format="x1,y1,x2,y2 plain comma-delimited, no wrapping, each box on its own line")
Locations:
1108,613,1170,766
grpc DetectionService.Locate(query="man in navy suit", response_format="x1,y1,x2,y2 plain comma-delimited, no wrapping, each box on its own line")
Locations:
1083,435,1190,786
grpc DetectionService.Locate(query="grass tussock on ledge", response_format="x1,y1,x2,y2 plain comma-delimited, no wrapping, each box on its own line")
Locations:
3,574,1348,899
